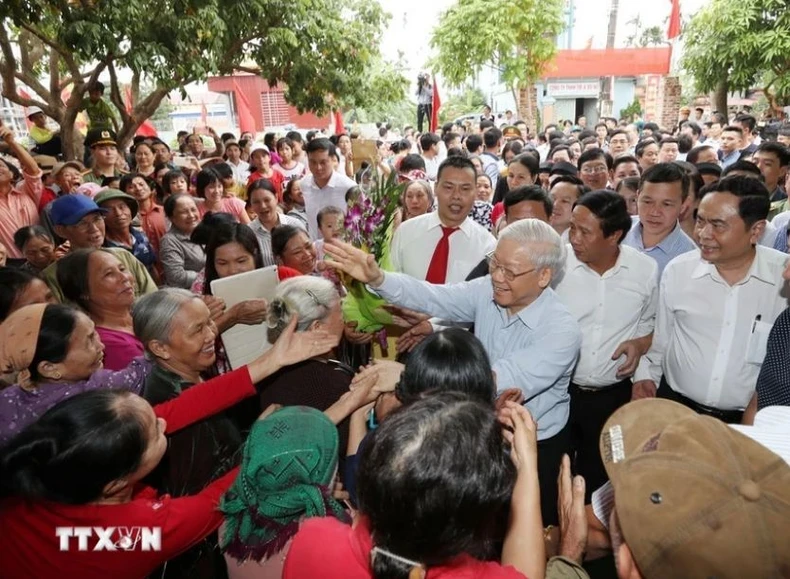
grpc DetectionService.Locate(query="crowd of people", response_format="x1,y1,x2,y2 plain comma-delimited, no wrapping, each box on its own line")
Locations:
0,99,789,579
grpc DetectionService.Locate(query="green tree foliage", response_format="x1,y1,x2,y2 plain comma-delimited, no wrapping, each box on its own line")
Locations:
0,0,407,158
438,86,487,123
429,0,565,129
682,0,790,111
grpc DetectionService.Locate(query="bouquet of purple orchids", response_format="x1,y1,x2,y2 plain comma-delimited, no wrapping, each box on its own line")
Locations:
338,170,405,353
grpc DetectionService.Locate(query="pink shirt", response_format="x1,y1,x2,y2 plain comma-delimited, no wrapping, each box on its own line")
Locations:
199,197,248,223
0,170,43,258
96,326,145,371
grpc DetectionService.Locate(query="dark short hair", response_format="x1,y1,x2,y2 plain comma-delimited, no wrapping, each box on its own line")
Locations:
317,205,343,228
755,142,790,167
190,211,235,245
634,138,658,159
659,136,679,148
722,160,763,180
642,122,660,133
612,155,640,172
465,134,483,154
574,190,632,243
700,175,770,227
639,162,690,201
722,125,744,137
551,175,589,200
0,267,41,322
508,153,539,179
88,81,104,93
271,224,304,258
734,113,757,134
0,388,147,503
609,129,629,141
27,304,79,382
616,176,641,194
163,193,196,219
195,168,221,198
504,185,553,218
483,127,502,149
210,162,233,181
442,132,461,148
399,154,427,173
285,131,303,144
685,145,716,165
577,148,613,171
683,121,702,137
13,225,53,252
396,329,496,406
479,119,495,131
203,222,263,295
57,248,104,311
246,178,278,205
305,137,336,157
436,155,476,183
357,393,515,574
696,162,723,178
419,133,441,152
276,137,295,153
673,161,705,201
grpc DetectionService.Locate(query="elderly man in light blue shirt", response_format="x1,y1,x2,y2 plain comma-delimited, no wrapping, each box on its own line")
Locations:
325,219,581,526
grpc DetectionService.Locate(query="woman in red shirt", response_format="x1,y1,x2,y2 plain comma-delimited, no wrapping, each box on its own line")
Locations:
0,316,339,579
284,394,546,579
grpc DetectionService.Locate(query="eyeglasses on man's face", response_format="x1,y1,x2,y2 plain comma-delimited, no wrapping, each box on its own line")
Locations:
486,251,535,282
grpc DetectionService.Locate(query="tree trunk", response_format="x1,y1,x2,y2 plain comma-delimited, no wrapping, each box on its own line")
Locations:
713,78,728,116
598,0,619,120
517,84,537,134
116,88,170,150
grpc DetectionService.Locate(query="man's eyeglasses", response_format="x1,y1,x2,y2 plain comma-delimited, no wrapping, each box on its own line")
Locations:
486,252,535,282
580,165,609,175
70,214,105,232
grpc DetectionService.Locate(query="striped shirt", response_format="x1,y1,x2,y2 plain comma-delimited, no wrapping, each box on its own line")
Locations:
249,214,306,266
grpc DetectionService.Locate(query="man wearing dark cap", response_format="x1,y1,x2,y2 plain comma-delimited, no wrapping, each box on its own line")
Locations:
41,194,156,302
82,129,124,185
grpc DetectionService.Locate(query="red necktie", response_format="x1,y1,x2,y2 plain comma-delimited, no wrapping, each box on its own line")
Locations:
425,226,458,284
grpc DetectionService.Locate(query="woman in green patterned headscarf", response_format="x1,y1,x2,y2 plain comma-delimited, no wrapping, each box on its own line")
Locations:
220,405,349,578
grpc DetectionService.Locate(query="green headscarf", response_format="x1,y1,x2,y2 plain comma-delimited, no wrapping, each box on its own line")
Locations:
220,406,348,561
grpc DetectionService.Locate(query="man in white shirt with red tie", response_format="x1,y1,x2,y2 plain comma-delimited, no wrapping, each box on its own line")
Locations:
633,175,789,423
390,156,496,283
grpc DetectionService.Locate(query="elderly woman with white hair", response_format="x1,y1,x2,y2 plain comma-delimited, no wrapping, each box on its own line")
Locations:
324,218,583,527
258,276,354,464
131,286,340,576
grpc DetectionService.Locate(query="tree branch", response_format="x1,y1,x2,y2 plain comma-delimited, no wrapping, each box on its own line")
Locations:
49,50,60,97
107,61,131,125
18,22,81,80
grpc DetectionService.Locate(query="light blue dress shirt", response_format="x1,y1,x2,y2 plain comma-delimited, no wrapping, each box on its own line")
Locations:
622,218,696,277
375,273,581,440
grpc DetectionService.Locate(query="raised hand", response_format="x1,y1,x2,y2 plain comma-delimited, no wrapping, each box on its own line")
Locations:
351,359,405,394
269,315,339,367
557,454,587,564
323,239,384,286
499,401,538,471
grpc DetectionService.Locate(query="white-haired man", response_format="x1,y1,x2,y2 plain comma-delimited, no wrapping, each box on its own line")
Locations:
325,219,581,527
